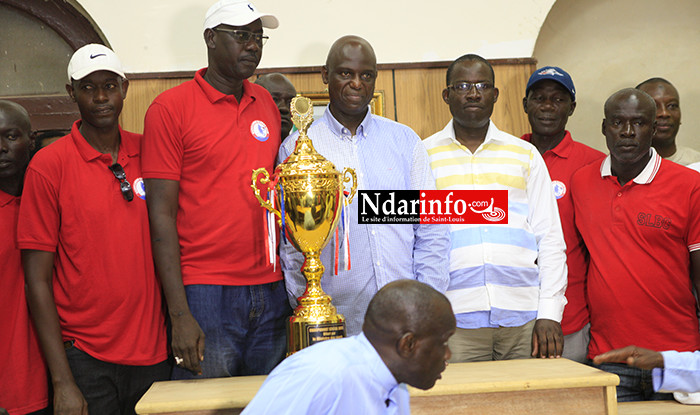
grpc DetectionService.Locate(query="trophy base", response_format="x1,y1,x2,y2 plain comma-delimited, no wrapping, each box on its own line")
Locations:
287,314,346,355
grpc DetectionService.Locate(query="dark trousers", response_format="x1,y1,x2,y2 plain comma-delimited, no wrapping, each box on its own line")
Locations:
594,362,674,402
171,281,292,379
65,345,170,415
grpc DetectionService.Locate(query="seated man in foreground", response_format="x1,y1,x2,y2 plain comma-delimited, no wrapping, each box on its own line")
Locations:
242,279,456,415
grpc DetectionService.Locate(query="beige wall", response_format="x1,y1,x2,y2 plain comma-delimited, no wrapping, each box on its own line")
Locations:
67,0,700,152
533,0,700,153
75,0,555,72
120,60,536,139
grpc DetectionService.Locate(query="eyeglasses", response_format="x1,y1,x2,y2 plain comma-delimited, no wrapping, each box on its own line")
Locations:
214,28,268,46
447,82,494,94
108,163,134,202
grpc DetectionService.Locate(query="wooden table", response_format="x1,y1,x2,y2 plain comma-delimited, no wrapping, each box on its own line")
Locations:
135,375,265,415
409,358,619,415
136,358,620,414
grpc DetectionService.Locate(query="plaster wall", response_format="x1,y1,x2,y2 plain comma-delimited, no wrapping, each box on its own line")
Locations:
534,0,700,153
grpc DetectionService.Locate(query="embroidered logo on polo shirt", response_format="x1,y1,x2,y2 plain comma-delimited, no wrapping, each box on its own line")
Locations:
134,177,146,200
637,212,671,230
250,120,270,142
552,180,566,199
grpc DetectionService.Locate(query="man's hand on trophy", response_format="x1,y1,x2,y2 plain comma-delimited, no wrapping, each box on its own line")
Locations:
172,311,206,375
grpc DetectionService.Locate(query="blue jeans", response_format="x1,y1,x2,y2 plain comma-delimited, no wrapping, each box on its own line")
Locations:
172,281,292,379
594,362,674,402
65,345,170,415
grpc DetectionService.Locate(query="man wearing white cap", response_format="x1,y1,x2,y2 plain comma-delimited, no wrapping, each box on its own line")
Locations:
142,0,290,380
19,44,169,414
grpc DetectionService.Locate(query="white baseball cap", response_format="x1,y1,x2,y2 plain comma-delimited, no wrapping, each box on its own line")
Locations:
67,44,125,82
204,0,279,31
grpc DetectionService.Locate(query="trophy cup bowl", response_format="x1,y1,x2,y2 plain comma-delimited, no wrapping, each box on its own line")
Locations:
251,96,357,354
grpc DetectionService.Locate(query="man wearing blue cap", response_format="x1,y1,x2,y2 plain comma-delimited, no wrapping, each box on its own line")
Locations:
521,66,604,362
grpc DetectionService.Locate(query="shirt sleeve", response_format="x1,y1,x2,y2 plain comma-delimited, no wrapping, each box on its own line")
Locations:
141,101,184,181
686,176,700,251
17,165,60,252
526,149,568,322
653,351,700,394
410,139,450,293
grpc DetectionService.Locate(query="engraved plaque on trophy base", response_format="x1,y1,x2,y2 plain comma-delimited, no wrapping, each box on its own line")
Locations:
287,317,346,354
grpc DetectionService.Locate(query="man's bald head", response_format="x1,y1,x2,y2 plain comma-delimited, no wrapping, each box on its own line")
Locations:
364,279,450,338
325,35,376,70
321,35,378,133
635,77,674,91
602,89,657,180
636,78,681,149
255,73,295,91
604,88,656,120
364,280,455,390
0,100,31,133
0,100,34,196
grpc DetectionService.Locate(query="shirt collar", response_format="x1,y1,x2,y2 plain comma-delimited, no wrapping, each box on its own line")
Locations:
600,147,662,184
70,120,137,166
194,68,257,106
321,105,373,141
0,189,17,207
444,119,505,150
521,131,574,159
357,332,401,401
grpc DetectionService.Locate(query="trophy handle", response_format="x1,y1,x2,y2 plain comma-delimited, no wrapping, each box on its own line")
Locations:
251,168,282,220
341,168,358,204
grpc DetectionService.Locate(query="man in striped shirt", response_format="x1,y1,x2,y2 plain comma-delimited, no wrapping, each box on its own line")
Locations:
423,54,568,362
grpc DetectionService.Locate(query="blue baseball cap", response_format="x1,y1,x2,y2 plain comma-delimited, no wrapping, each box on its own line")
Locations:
526,66,576,101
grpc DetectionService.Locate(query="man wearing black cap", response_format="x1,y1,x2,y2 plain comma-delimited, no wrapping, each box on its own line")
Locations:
521,66,604,362
142,0,291,380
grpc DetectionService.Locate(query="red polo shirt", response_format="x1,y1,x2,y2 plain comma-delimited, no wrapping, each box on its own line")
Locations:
1,191,48,414
141,68,282,286
17,122,167,365
522,132,605,335
571,150,700,358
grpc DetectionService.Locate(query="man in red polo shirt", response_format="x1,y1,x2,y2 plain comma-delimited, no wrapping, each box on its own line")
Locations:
18,44,168,414
571,88,700,401
141,0,290,379
0,100,48,415
521,66,604,362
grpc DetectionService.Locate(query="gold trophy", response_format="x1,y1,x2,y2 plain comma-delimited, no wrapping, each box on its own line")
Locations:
251,96,357,354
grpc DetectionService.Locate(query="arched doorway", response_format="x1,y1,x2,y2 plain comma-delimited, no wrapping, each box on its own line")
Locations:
1,0,106,131
533,0,700,153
